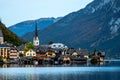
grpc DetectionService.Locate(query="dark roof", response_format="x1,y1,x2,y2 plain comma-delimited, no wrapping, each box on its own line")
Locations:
17,44,25,50
77,49,89,55
95,51,105,56
0,30,3,37
67,48,75,54
10,47,18,51
34,45,56,54
34,45,51,50
0,44,10,47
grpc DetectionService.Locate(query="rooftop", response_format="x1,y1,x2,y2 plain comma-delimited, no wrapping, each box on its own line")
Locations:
0,44,10,48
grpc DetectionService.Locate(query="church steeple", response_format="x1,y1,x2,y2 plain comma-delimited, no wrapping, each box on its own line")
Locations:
33,21,39,46
35,22,38,38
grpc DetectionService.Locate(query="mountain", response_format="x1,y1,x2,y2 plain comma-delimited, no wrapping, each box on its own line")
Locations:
0,21,23,46
22,0,120,57
8,17,62,37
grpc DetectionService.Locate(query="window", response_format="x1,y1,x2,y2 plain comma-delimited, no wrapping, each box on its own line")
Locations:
27,53,29,56
58,45,61,47
37,42,38,44
30,50,32,52
33,53,36,56
53,45,56,47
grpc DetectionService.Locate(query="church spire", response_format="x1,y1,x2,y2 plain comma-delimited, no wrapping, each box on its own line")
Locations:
35,21,38,38
33,21,39,46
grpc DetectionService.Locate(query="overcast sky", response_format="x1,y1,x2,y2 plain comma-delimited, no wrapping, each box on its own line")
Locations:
0,0,93,27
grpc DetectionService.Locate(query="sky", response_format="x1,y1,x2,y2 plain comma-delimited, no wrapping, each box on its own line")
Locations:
0,0,93,27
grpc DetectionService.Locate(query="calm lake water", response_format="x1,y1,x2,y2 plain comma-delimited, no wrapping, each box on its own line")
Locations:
0,60,120,80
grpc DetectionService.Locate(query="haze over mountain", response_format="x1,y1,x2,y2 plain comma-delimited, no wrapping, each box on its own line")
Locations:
9,17,62,37
22,0,120,56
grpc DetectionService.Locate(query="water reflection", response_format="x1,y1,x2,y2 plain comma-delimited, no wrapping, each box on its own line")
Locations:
0,61,105,68
0,66,120,80
0,60,120,80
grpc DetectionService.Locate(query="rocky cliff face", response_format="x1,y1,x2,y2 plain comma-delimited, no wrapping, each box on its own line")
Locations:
22,0,120,57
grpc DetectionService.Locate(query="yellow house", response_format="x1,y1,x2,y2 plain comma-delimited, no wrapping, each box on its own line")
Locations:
25,49,36,57
72,52,78,57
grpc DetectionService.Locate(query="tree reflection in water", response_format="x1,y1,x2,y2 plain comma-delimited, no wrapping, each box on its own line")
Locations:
0,61,120,80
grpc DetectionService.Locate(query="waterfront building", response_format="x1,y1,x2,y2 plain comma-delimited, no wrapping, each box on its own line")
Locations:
9,47,19,59
77,49,89,58
67,48,75,55
45,50,56,58
95,51,105,62
35,46,47,59
72,52,78,57
0,44,10,60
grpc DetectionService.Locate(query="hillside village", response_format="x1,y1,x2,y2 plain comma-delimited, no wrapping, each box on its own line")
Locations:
0,22,105,65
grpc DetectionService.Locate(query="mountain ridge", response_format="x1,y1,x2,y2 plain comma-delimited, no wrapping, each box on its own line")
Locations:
9,17,62,37
22,0,120,56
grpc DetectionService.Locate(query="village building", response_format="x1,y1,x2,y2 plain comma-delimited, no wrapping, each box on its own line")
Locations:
9,47,19,59
35,46,47,58
95,51,105,62
25,49,36,57
67,48,75,55
72,51,78,57
45,50,56,58
17,44,25,56
76,48,89,58
58,55,71,64
0,44,10,61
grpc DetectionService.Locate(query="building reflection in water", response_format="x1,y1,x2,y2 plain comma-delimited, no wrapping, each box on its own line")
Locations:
0,62,111,80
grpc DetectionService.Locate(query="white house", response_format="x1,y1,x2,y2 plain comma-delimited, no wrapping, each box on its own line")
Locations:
49,43,68,49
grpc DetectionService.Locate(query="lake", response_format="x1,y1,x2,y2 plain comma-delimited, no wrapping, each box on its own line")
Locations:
0,60,120,80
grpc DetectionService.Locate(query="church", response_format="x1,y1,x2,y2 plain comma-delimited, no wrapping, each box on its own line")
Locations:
33,22,39,46
32,21,68,53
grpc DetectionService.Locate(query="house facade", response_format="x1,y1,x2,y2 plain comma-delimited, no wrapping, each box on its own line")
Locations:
95,51,105,62
45,50,56,58
9,47,19,59
17,44,25,55
25,49,36,57
0,44,10,60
